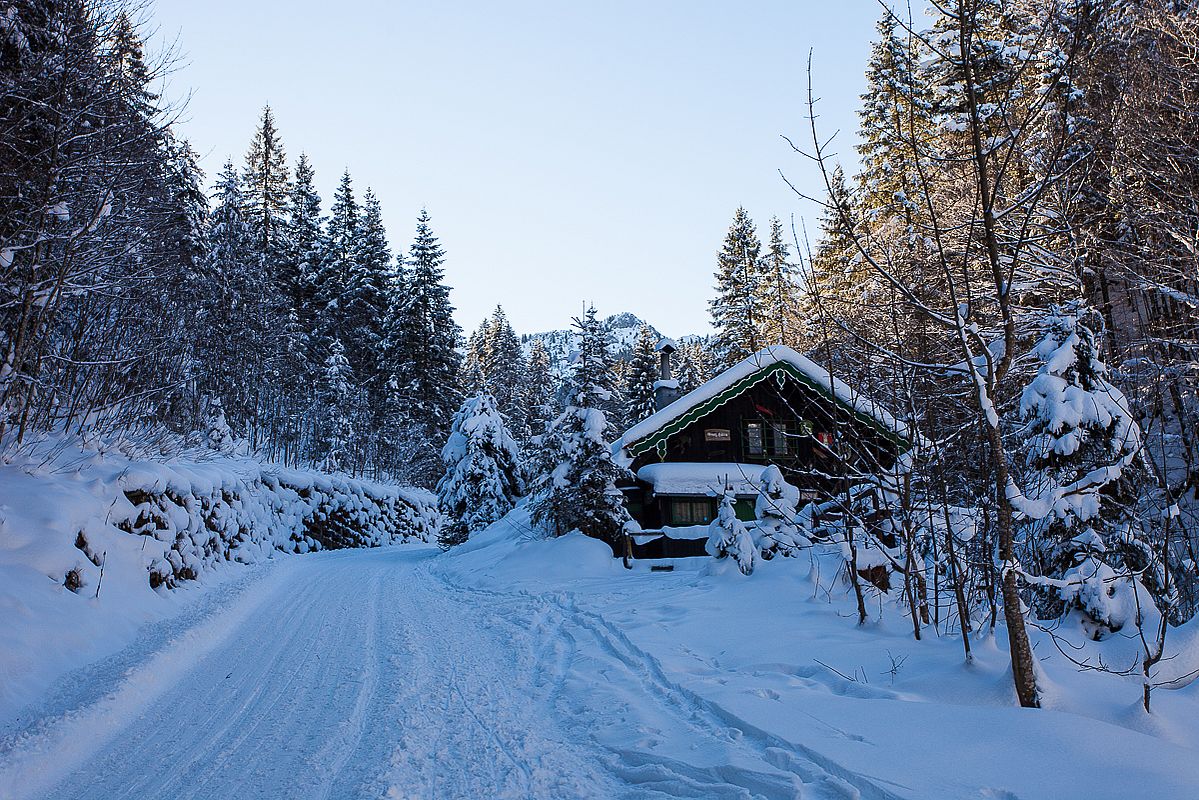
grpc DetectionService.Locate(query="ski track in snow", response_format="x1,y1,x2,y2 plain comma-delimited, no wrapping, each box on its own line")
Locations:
0,547,896,800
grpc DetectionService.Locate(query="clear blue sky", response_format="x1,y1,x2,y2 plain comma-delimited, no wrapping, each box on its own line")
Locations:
151,1,886,337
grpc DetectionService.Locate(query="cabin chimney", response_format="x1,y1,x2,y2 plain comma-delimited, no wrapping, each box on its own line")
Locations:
654,338,681,410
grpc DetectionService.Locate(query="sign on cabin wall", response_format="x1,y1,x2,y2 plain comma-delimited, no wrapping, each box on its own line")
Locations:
704,428,731,442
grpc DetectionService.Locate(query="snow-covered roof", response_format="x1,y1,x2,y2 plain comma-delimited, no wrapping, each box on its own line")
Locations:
615,345,910,463
655,337,679,352
637,463,762,497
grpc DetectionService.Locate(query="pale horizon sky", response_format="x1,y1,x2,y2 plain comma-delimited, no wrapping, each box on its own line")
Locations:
150,1,887,338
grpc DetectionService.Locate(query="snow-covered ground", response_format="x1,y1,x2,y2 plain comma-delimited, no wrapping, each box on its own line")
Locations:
2,501,1197,798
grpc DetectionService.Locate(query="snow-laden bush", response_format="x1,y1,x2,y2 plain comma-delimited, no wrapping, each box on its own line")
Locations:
707,489,758,575
755,465,812,558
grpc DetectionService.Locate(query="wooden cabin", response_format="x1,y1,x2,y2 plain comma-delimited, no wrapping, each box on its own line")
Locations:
613,345,912,557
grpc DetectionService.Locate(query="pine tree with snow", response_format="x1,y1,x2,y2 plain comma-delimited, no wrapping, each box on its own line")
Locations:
286,153,324,333
316,339,360,474
345,188,391,392
462,316,492,391
521,339,556,441
436,391,525,548
202,398,245,455
563,305,624,428
477,306,527,432
707,488,758,575
531,310,632,548
625,324,659,423
241,105,292,263
757,216,800,348
388,209,463,484
710,207,762,368
313,170,360,343
755,465,811,558
196,160,260,436
1009,304,1151,636
856,9,934,222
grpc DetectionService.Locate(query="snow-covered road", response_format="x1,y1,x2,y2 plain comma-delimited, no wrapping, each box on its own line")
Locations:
0,547,878,800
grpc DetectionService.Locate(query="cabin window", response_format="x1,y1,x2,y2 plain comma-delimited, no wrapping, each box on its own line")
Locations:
745,422,764,456
669,498,714,526
743,418,811,461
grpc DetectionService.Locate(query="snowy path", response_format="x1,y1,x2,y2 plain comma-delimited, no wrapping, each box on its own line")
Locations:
0,547,890,800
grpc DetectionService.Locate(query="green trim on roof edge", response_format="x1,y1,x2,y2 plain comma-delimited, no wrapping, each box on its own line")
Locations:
625,361,911,460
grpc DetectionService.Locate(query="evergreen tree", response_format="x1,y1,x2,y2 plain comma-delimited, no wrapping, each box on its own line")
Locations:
436,391,525,548
316,338,360,473
531,310,632,548
710,207,762,367
624,324,659,423
286,153,323,331
312,169,359,346
707,488,758,575
856,9,934,221
674,341,704,394
477,306,526,429
197,160,259,436
522,339,556,441
345,187,391,381
757,216,800,347
389,209,463,484
563,306,623,428
1009,305,1155,635
241,105,291,265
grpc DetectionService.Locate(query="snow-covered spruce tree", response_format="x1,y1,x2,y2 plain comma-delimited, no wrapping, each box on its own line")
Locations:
1009,305,1151,637
531,309,632,550
315,339,361,474
521,338,556,441
476,306,528,436
196,160,260,439
710,207,762,368
624,324,659,423
241,105,292,268
707,488,758,575
436,391,525,548
673,340,711,393
570,305,625,429
387,209,463,485
757,216,800,348
755,465,811,558
313,170,360,346
347,188,392,395
286,153,324,334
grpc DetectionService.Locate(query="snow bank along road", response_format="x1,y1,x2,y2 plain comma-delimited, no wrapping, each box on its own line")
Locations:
0,546,896,800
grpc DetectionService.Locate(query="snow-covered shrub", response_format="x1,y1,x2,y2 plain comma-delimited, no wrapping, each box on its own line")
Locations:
202,399,242,455
436,391,524,548
707,489,758,575
755,465,811,558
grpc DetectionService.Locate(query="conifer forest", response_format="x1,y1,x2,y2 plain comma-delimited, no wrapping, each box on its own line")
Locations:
2,2,1199,798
